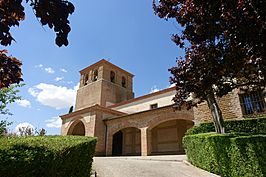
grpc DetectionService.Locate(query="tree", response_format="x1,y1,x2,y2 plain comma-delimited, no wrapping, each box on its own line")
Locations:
0,0,75,87
0,50,22,88
0,119,12,136
68,106,73,113
18,125,34,136
0,84,22,136
0,84,23,115
35,128,46,136
153,0,266,133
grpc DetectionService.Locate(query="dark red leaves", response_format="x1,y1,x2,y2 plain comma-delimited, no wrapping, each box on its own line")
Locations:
0,50,23,88
29,0,75,47
0,0,25,46
0,0,75,47
154,0,266,109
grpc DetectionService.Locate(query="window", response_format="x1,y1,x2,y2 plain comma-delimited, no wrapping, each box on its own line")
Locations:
239,91,266,116
93,70,98,81
110,71,116,83
122,76,126,88
150,103,158,110
84,74,89,85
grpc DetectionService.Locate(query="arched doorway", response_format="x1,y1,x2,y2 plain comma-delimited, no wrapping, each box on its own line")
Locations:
67,120,85,136
112,127,141,156
112,130,123,156
150,119,194,155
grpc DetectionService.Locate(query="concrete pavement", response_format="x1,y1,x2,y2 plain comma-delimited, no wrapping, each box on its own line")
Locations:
93,155,220,177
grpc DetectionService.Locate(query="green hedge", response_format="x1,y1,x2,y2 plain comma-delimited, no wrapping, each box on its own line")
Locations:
186,117,266,135
183,133,266,177
0,136,97,177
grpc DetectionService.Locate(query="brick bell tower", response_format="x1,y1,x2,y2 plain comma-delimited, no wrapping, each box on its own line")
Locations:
75,59,134,110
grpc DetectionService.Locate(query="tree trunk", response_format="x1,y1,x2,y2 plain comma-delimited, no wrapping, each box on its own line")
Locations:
206,91,225,134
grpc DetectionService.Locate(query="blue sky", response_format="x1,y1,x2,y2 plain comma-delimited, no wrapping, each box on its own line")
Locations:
1,0,184,135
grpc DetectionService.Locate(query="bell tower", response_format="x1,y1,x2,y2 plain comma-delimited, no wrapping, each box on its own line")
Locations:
75,59,134,110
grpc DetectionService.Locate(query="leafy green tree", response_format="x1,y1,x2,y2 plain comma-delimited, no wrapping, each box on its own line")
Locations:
36,128,47,136
18,126,34,136
0,120,12,136
0,84,23,115
0,84,22,136
153,0,266,133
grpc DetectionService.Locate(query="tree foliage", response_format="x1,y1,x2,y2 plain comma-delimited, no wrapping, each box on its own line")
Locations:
0,0,75,87
18,125,34,136
0,50,22,88
153,0,266,133
0,0,75,47
0,84,22,115
0,120,12,136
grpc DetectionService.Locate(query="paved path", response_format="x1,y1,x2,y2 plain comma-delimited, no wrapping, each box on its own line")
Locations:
93,155,220,177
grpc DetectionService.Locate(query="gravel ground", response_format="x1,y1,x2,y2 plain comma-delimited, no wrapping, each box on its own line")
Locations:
93,155,220,177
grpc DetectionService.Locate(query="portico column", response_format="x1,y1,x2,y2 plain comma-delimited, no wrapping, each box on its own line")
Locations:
140,127,151,156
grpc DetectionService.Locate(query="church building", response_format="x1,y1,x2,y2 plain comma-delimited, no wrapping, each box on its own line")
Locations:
60,59,266,156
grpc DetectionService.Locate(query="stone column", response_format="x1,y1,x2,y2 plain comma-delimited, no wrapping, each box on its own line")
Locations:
141,127,151,156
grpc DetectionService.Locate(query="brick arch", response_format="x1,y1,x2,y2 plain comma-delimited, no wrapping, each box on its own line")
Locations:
147,111,194,131
67,118,86,135
109,125,141,138
112,127,141,156
107,118,142,138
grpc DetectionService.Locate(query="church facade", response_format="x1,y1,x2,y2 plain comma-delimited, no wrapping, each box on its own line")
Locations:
60,59,266,156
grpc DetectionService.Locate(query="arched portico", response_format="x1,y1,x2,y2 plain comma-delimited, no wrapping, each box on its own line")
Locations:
105,106,194,156
67,120,86,136
111,127,141,156
150,119,194,155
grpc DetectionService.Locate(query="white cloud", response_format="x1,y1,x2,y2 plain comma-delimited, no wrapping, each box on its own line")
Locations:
45,117,62,128
60,68,67,73
150,86,160,93
28,87,38,97
16,99,31,108
67,81,73,84
15,122,34,134
45,67,55,74
28,83,79,110
35,64,43,68
55,77,64,82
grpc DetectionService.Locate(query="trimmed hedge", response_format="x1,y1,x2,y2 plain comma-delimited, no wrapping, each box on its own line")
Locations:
186,117,266,135
0,136,97,177
183,133,266,177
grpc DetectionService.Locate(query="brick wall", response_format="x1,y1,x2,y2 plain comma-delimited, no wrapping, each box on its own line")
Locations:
193,89,243,123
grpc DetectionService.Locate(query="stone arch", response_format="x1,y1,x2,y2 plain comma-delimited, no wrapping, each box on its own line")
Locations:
122,76,126,88
108,120,141,137
84,74,89,85
112,127,141,156
110,70,116,83
93,69,98,81
67,119,86,136
149,118,194,155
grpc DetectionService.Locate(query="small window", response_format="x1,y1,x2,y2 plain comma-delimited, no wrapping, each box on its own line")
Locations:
110,71,116,83
122,76,126,88
84,74,89,85
150,103,158,110
93,70,98,81
239,91,266,116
